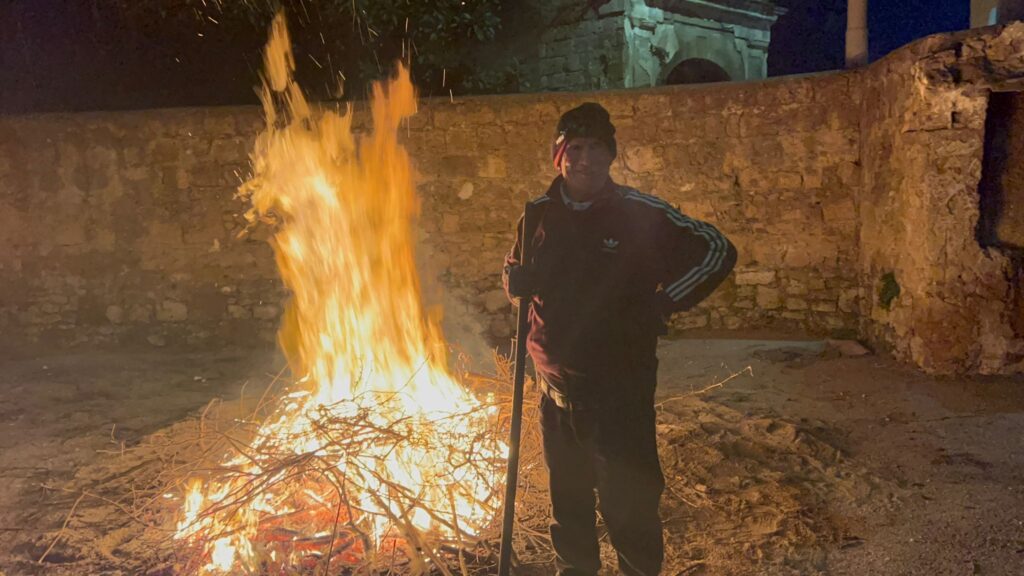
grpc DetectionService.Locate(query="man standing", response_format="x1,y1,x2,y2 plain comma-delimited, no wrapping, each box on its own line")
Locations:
503,102,736,576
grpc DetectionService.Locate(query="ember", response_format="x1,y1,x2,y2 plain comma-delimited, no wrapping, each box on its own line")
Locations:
174,13,506,573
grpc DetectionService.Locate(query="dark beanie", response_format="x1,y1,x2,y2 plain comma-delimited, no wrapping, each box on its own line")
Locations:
552,102,617,169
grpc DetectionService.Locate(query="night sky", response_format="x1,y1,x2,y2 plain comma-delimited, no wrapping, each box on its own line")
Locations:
1,0,972,114
769,0,969,76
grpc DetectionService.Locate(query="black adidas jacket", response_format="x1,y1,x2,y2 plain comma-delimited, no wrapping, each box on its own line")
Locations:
503,176,737,382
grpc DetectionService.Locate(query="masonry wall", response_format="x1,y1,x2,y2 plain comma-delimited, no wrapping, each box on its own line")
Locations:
858,23,1024,374
5,23,1022,374
0,108,281,349
515,0,628,92
415,74,863,341
0,72,862,350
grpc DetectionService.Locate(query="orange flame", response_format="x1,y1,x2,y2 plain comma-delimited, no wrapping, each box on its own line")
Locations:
175,13,504,573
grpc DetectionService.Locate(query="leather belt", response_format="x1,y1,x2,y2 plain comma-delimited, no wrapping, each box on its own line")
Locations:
538,374,589,410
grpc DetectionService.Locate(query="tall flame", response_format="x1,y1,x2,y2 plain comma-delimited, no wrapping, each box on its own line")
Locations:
176,13,504,573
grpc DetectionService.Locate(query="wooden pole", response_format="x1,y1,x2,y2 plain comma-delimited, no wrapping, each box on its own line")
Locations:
497,202,536,576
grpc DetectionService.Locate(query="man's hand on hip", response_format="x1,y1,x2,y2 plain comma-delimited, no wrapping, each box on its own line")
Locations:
505,264,537,298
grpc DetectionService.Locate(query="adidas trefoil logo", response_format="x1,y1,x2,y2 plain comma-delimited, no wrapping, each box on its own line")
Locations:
602,237,620,252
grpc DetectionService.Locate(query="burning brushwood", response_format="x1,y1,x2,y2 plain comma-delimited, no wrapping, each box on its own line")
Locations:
173,13,513,574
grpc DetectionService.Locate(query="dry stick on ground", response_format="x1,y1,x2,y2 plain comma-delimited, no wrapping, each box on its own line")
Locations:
656,366,754,408
40,484,164,531
37,491,85,564
153,358,767,572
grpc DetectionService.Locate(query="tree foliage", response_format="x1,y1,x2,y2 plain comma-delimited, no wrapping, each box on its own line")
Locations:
108,0,513,99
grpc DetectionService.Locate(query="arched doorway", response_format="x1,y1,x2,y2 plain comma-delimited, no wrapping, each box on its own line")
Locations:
664,58,731,85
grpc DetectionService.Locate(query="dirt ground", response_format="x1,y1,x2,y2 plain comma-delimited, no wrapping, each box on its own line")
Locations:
1,336,1022,575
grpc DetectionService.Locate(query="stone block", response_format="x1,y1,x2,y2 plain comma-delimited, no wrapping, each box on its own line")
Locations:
739,115,781,137
785,280,808,295
227,304,251,319
838,288,860,313
157,300,188,322
565,71,586,89
635,95,671,117
105,305,124,324
822,199,856,223
148,139,180,163
191,163,235,187
756,287,781,309
623,146,664,174
836,161,859,186
785,298,808,311
128,305,153,323
442,214,460,234
783,241,837,267
438,156,480,178
811,301,837,312
776,172,803,189
802,171,823,189
723,315,743,329
210,138,249,163
253,305,279,320
202,113,237,136
675,314,709,330
444,129,476,152
734,270,775,285
479,156,507,178
747,242,787,267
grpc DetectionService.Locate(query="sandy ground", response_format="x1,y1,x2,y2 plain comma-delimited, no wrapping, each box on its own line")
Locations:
0,337,1022,575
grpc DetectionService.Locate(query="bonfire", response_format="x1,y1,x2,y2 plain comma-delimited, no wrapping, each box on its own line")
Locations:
174,14,509,574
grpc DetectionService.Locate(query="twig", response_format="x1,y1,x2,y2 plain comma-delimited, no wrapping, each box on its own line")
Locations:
656,366,754,407
39,484,167,532
449,488,470,576
37,492,85,564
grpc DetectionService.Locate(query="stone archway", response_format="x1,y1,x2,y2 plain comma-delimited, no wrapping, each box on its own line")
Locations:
664,58,732,85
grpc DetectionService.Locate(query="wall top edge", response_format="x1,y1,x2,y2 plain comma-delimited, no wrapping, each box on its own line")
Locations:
0,69,859,124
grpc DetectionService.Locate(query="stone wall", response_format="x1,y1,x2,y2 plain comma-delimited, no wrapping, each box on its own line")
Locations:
516,0,629,92
0,72,862,351
2,23,1023,374
414,74,863,341
0,108,282,349
857,23,1024,374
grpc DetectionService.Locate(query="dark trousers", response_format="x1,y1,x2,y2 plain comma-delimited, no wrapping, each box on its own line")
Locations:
539,371,664,576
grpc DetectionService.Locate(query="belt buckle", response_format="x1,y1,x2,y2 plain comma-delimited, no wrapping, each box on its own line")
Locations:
540,376,573,410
